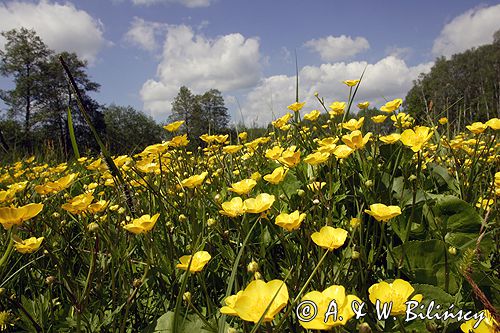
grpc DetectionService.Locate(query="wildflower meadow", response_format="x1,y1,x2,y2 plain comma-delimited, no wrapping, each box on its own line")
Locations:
0,77,499,332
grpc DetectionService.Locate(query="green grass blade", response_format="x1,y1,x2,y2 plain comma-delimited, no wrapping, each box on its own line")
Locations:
67,106,80,159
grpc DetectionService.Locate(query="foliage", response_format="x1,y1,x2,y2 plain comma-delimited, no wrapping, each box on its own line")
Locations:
0,77,499,333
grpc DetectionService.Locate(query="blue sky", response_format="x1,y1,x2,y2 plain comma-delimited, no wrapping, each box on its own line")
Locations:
1,0,500,125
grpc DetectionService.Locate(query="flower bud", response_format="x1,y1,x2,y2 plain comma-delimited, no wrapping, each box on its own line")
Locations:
254,272,262,280
364,180,373,188
207,218,216,227
409,174,417,181
358,323,372,333
247,261,259,273
132,278,142,288
45,276,56,285
87,222,99,232
448,247,457,255
183,291,192,303
179,214,187,222
297,189,305,197
117,207,126,214
313,199,320,205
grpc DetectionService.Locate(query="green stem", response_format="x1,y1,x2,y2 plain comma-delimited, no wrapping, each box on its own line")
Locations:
0,233,14,270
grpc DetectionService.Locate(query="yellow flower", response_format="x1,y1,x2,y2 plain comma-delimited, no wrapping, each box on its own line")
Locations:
272,113,293,129
287,101,306,112
460,309,498,333
61,193,94,215
438,117,448,125
220,197,245,217
365,203,401,222
0,189,16,203
275,210,306,231
379,133,401,144
485,118,500,130
243,193,275,214
13,236,44,254
251,172,261,181
228,179,257,195
358,101,370,109
223,279,289,323
343,79,360,87
223,145,243,154
176,251,211,272
303,109,321,121
368,279,423,315
371,115,387,123
307,181,326,191
265,146,284,160
263,166,288,184
0,203,44,230
238,132,248,141
333,145,354,159
303,151,330,165
220,291,244,316
476,197,494,210
342,130,372,150
350,217,361,228
311,226,348,251
342,117,364,131
87,200,109,214
170,134,190,147
181,171,208,188
329,101,345,116
163,120,184,132
380,98,403,113
279,147,301,168
466,122,488,134
299,285,361,329
123,213,160,234
400,126,433,152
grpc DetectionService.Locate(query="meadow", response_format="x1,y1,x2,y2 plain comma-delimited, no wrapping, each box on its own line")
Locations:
0,80,499,332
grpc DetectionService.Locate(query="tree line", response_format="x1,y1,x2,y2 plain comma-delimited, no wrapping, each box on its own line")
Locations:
405,30,500,129
0,28,231,159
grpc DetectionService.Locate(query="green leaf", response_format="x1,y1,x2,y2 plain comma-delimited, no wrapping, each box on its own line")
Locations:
427,163,460,195
67,106,80,159
145,312,214,333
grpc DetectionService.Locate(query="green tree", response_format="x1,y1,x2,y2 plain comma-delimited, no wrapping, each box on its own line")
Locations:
0,28,50,136
169,86,230,143
104,105,164,154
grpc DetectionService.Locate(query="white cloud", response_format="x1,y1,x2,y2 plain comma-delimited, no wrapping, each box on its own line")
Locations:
305,35,370,62
432,4,500,57
124,17,167,52
140,25,261,120
0,1,107,64
241,56,433,126
131,0,212,8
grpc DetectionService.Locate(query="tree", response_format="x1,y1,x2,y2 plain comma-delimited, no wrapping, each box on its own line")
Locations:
104,105,164,154
0,28,51,136
169,86,230,143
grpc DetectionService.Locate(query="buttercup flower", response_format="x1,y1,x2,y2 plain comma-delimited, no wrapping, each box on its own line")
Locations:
380,98,403,113
279,147,301,168
379,133,401,144
263,166,288,184
358,101,370,109
460,309,498,333
181,171,208,188
299,285,362,329
176,251,211,272
365,203,401,222
342,130,372,150
34,173,78,195
123,213,160,234
303,109,321,121
170,134,190,147
333,145,354,159
220,197,245,217
343,117,365,131
303,151,330,165
221,279,288,323
228,179,257,195
368,279,423,315
311,226,348,251
371,115,388,123
163,120,184,132
223,145,243,154
61,193,94,215
275,210,306,231
329,101,346,116
400,126,433,152
243,193,275,214
13,236,44,254
343,79,360,87
272,113,293,129
287,101,306,112
485,118,500,130
438,117,448,125
0,203,44,230
466,122,488,134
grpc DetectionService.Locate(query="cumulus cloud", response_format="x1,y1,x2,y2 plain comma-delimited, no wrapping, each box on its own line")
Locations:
432,4,500,57
305,35,370,62
140,25,261,120
0,0,108,64
124,17,167,52
131,0,212,8
241,56,433,126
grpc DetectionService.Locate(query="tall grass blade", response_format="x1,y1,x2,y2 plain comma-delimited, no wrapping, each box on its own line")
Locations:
67,106,80,159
